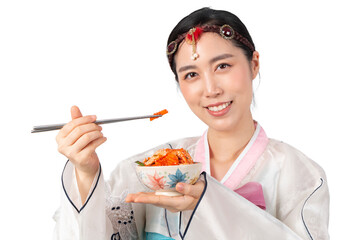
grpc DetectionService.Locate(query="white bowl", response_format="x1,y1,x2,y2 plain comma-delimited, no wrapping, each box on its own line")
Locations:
136,163,202,196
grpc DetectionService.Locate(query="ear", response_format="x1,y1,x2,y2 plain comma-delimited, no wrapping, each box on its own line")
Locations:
251,51,260,80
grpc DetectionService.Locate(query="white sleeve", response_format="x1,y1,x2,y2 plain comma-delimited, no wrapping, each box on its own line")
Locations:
53,160,113,240
181,173,329,240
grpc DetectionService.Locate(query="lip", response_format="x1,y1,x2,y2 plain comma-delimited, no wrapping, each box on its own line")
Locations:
205,101,232,117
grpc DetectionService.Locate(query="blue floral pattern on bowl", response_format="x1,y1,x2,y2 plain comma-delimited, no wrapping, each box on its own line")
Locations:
136,163,202,196
167,169,188,188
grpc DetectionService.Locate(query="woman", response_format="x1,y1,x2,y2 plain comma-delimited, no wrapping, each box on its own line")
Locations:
54,7,330,240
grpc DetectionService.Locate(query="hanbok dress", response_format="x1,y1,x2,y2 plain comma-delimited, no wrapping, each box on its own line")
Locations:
53,123,330,240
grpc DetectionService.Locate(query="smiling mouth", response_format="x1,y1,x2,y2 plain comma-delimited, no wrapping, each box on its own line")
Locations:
206,101,232,112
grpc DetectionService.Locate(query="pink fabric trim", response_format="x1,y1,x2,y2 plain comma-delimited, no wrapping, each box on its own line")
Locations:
234,182,266,210
194,126,269,185
223,126,268,190
194,125,268,210
194,131,207,173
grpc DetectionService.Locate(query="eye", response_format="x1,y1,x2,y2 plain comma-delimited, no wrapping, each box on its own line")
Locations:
216,63,231,70
184,72,198,80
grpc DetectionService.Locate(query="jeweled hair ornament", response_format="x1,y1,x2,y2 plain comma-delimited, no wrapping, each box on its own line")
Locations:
167,24,255,64
186,27,203,60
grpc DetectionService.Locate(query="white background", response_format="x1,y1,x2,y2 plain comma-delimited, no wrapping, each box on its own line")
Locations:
1,0,359,238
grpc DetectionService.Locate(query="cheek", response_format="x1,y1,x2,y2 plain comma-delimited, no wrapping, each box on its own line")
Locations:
179,84,194,104
179,82,199,105
233,79,252,95
227,68,252,95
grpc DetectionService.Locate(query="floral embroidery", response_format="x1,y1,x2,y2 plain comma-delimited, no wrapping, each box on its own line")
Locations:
147,171,166,190
106,190,138,239
111,232,120,240
167,169,187,188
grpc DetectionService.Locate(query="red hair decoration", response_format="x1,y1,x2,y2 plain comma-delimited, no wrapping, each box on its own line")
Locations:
166,24,255,65
186,27,203,43
186,27,203,60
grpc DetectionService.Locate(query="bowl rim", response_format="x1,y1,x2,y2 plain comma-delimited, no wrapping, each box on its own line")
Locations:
136,162,202,169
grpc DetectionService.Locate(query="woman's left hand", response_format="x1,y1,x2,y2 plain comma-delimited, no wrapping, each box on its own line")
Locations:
125,180,205,213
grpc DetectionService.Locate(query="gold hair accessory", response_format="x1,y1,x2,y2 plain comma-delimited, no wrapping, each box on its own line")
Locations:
185,27,203,60
166,24,255,64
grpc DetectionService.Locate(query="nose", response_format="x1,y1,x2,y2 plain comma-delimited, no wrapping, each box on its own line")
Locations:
203,74,223,98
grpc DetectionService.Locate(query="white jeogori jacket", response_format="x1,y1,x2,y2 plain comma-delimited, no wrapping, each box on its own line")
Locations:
53,123,330,239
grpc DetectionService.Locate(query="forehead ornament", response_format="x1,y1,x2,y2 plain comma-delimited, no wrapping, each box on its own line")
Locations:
186,27,203,60
220,24,235,40
167,24,254,64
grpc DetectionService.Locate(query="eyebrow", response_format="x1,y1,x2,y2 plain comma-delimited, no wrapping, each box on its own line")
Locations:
178,53,235,73
178,64,197,73
209,53,234,64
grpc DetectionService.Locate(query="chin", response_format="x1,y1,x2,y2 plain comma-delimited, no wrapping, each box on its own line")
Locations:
205,118,238,132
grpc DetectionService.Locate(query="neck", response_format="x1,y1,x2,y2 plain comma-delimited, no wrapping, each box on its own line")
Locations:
207,116,256,164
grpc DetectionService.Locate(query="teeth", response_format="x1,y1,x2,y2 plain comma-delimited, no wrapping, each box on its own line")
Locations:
208,102,231,112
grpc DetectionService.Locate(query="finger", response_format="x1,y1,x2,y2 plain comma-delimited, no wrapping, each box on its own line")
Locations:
80,136,107,156
58,115,97,139
71,105,83,120
126,192,185,207
176,180,204,199
125,193,144,203
125,192,146,202
72,130,104,152
66,123,102,146
126,192,172,204
126,192,159,203
127,192,195,213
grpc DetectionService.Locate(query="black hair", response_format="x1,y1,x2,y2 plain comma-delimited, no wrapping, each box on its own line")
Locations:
167,7,255,81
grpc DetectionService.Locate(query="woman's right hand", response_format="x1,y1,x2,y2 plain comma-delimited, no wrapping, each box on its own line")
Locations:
56,106,107,203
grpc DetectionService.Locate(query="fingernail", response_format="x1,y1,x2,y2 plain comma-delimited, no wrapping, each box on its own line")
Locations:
176,183,184,192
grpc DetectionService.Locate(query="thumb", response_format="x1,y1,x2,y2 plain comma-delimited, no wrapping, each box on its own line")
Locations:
71,105,83,120
176,180,205,199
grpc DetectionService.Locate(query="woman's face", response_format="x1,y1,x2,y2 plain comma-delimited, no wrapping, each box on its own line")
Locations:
175,33,259,132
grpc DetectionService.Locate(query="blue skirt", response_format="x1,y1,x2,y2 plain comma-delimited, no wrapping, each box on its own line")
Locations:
146,232,174,240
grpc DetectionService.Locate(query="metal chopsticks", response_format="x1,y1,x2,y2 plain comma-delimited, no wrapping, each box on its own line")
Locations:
31,114,162,133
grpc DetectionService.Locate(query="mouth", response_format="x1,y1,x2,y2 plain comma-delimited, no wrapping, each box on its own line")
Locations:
205,101,232,112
